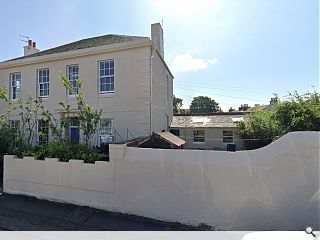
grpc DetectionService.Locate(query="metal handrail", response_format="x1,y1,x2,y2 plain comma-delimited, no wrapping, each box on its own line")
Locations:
112,128,124,143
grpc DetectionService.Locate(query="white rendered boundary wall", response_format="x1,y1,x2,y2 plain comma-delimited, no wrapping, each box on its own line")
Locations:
3,132,320,230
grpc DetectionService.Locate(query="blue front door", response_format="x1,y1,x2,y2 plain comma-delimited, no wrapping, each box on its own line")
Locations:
70,127,79,144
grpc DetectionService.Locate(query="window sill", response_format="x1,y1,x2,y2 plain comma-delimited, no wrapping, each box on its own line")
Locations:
39,97,49,101
193,141,206,144
223,142,234,145
99,92,115,98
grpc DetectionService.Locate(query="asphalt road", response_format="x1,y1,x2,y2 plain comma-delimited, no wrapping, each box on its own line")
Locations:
0,193,209,231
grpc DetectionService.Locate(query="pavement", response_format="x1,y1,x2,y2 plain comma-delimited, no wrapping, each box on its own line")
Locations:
0,192,208,231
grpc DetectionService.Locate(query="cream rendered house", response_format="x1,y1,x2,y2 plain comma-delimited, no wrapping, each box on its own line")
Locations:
0,23,173,146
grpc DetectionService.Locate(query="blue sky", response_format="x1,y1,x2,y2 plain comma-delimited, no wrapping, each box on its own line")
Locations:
0,0,318,111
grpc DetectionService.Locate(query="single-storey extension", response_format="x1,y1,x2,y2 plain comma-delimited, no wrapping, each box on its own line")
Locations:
169,112,247,150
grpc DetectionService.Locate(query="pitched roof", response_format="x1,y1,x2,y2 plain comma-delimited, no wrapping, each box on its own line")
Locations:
156,132,186,147
170,114,248,128
5,34,148,62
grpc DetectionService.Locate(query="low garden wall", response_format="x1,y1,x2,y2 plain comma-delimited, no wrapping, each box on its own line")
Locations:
3,131,320,230
4,157,115,208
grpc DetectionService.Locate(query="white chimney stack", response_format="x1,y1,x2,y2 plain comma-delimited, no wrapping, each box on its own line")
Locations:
151,23,164,58
24,39,40,56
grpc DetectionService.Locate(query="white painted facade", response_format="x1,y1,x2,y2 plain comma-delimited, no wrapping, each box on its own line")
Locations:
4,131,320,230
0,23,173,145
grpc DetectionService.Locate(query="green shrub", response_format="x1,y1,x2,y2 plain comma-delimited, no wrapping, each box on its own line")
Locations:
45,142,73,162
0,123,15,156
19,141,99,163
33,145,48,160
237,110,280,150
237,90,320,150
19,146,36,158
72,144,100,163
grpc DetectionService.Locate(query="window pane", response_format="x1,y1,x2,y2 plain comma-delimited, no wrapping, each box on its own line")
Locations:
38,120,49,144
99,60,114,93
16,88,20,98
10,73,21,100
193,130,205,142
38,69,49,97
68,66,79,95
106,78,111,84
100,84,106,92
100,118,114,144
223,131,233,143
223,131,233,136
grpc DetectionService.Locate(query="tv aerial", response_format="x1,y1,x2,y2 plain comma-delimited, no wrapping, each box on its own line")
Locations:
19,35,30,43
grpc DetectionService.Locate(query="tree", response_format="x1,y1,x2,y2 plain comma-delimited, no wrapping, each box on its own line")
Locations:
60,75,102,147
273,90,320,133
173,95,183,113
0,88,45,147
237,90,320,150
237,110,280,150
0,119,15,156
229,107,235,112
189,96,219,113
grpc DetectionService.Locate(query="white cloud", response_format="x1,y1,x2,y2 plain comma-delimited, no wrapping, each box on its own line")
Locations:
170,53,218,73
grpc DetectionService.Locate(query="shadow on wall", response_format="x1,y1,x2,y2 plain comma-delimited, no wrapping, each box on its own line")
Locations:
233,191,320,231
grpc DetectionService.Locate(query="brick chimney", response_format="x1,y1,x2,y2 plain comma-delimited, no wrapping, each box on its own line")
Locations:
151,23,164,58
24,40,40,56
270,97,278,106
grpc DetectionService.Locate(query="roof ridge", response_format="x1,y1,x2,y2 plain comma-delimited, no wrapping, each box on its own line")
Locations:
3,34,148,63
